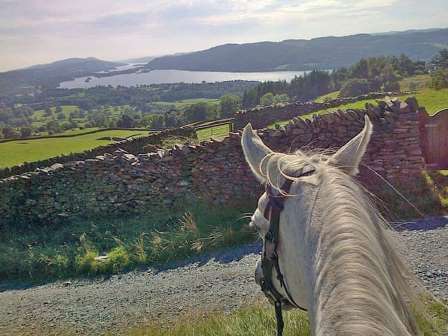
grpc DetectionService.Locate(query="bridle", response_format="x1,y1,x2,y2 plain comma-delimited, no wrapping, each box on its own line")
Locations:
258,178,308,336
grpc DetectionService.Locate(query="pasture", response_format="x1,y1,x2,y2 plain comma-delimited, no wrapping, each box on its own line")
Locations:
30,104,129,133
196,123,231,141
152,98,220,110
313,90,340,102
270,88,448,128
0,129,147,168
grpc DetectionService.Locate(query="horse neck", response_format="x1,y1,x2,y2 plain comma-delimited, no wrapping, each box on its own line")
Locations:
302,169,417,336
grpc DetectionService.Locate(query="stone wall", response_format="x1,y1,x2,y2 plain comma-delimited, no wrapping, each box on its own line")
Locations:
233,91,401,129
0,126,195,179
0,97,424,228
0,91,401,179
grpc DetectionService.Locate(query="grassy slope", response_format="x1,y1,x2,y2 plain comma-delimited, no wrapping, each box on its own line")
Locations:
152,98,220,110
0,129,147,168
399,74,432,91
196,124,231,141
271,88,448,128
414,89,448,115
313,90,340,103
0,202,255,281
31,105,130,132
32,105,81,128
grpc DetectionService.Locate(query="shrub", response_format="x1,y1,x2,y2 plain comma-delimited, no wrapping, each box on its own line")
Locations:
273,93,290,104
431,69,448,90
105,245,131,273
382,80,400,92
75,250,100,274
339,79,371,97
20,127,32,138
260,92,274,106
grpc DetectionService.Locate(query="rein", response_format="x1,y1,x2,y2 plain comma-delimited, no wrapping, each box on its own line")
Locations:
260,179,307,336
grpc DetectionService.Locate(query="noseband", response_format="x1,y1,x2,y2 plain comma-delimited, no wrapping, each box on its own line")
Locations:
259,179,307,336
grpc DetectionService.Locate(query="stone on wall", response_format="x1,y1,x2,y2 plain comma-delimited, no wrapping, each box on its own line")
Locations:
0,96,424,227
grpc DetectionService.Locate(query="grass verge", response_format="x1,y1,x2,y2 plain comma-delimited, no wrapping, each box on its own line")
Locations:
129,297,447,336
0,201,256,281
128,303,310,336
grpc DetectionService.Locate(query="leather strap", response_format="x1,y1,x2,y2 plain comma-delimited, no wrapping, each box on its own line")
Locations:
260,179,307,336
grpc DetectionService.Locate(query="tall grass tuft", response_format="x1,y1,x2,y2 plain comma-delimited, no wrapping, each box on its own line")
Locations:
128,297,447,336
128,304,310,336
0,200,256,281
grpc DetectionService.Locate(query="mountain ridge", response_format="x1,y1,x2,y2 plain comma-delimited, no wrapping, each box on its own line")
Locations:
145,28,448,72
0,57,122,96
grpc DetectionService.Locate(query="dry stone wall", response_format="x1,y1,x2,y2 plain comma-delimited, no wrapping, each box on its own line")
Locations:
0,126,195,179
0,92,401,179
0,97,425,227
233,91,401,129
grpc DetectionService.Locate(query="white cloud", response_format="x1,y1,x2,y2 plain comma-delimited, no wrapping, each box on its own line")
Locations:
0,0,446,71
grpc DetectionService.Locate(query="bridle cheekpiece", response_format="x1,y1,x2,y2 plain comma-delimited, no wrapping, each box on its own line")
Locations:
258,178,308,336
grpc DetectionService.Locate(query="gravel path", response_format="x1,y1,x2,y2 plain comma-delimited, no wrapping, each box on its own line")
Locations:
0,217,447,336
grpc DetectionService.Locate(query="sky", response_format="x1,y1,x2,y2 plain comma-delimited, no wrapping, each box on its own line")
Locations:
1,0,447,71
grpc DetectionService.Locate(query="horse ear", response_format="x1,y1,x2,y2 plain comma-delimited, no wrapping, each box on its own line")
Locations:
241,123,273,183
331,115,373,175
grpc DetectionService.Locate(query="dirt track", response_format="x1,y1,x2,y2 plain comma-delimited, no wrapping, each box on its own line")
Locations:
0,217,447,336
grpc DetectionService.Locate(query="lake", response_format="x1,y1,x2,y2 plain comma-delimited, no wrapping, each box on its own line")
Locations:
59,67,309,89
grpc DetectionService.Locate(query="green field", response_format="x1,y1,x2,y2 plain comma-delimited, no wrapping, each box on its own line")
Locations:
32,105,81,128
30,104,130,134
271,88,448,128
196,123,231,141
53,127,100,135
152,98,220,110
314,90,340,103
0,129,147,168
413,88,448,115
399,74,432,91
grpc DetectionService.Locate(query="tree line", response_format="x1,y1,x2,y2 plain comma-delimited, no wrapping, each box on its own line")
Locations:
2,50,448,139
241,52,443,108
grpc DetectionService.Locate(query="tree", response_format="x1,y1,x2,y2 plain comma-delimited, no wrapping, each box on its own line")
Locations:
55,105,63,113
382,80,400,92
117,114,136,128
184,103,208,123
57,112,65,120
46,120,61,134
220,94,241,117
143,114,164,129
164,111,177,127
339,79,371,97
260,92,274,106
431,49,448,70
2,127,18,138
20,127,32,138
273,94,289,104
242,89,258,108
431,69,448,89
351,58,369,78
44,106,53,117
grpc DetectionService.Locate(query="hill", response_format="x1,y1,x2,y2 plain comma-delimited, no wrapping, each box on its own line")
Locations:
145,28,448,72
0,57,122,96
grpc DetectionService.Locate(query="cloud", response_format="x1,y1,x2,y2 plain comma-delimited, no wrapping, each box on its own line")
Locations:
0,0,447,71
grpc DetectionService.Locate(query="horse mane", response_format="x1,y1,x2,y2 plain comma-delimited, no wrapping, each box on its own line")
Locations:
260,150,423,335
